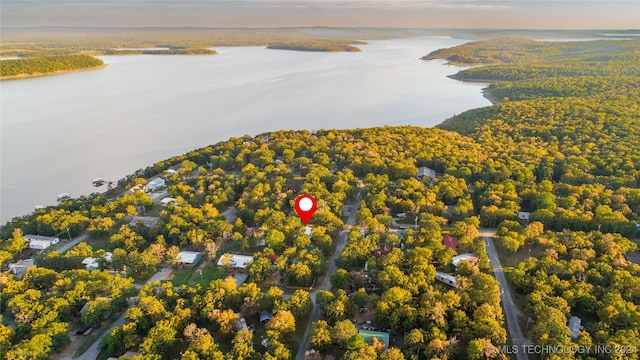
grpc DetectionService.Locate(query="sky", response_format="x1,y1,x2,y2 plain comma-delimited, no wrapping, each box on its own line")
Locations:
1,0,639,29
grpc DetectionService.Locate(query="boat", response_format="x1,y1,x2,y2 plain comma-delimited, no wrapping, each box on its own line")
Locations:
57,193,70,202
34,205,45,211
92,177,105,186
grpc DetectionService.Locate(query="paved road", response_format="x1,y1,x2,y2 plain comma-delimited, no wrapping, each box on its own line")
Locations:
65,267,174,360
483,234,530,360
57,233,90,254
295,189,364,360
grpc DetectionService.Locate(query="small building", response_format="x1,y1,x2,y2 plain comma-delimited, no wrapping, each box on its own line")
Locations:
8,259,35,280
82,252,113,271
518,211,532,225
568,316,583,340
129,216,159,228
442,234,458,253
417,167,437,180
435,271,457,288
147,178,166,192
235,313,248,331
127,184,147,194
160,197,177,207
26,235,60,250
176,251,202,266
451,253,479,269
359,329,390,350
259,311,273,324
304,226,312,236
217,254,253,270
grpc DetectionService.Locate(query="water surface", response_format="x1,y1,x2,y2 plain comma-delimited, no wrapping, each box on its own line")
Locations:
1,36,491,222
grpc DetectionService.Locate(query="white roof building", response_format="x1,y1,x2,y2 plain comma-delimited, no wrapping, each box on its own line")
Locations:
217,254,253,269
82,252,113,270
435,271,457,288
147,178,166,192
28,236,59,250
451,253,479,268
25,234,59,243
160,197,177,207
518,212,532,220
417,167,437,179
8,259,35,280
176,251,202,265
568,316,583,339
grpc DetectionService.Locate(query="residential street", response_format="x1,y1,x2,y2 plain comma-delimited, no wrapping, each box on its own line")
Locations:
483,234,531,360
295,189,364,360
57,233,90,254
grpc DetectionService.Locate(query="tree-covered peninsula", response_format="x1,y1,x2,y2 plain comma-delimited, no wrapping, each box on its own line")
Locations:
0,55,105,79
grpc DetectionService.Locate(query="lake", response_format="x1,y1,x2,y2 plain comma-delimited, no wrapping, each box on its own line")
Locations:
0,36,491,222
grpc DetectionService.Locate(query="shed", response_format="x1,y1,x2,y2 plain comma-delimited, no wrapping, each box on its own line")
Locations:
25,234,59,243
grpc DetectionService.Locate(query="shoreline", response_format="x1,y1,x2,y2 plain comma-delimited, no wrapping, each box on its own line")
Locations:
482,87,501,105
0,64,107,81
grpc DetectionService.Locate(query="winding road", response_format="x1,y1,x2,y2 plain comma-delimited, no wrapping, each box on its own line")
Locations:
295,189,364,360
482,231,531,360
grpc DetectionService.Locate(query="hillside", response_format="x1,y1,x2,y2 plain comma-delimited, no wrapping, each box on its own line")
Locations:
0,55,104,79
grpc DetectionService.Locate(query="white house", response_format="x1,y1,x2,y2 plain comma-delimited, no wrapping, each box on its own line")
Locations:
568,316,583,339
8,259,35,280
82,252,113,271
160,197,177,207
26,235,59,250
451,253,479,269
435,271,457,288
147,178,166,192
176,251,202,266
217,254,253,270
417,167,437,180
518,212,531,220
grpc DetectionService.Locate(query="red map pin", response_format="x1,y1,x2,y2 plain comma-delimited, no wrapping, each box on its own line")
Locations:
295,194,317,224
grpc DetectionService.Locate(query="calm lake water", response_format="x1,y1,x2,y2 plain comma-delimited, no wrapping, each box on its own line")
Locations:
1,36,491,222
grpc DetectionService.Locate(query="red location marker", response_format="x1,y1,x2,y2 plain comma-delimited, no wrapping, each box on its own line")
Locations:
295,194,317,224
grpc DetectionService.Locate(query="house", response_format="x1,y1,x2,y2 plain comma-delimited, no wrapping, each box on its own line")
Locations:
435,271,457,288
235,313,249,331
176,251,202,266
451,253,479,269
217,253,253,270
160,197,177,207
568,316,583,339
129,216,159,228
147,177,166,192
416,167,437,180
8,259,35,280
127,184,146,194
82,252,113,271
518,211,532,224
259,311,273,324
26,235,60,250
359,329,390,350
304,226,312,236
442,234,458,253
